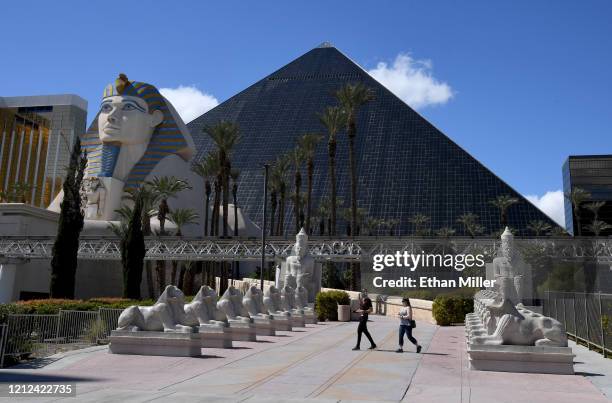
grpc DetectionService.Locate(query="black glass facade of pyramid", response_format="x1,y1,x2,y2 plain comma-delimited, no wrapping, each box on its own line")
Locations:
187,46,559,236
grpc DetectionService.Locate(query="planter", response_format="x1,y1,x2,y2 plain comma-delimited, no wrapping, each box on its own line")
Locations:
337,304,351,322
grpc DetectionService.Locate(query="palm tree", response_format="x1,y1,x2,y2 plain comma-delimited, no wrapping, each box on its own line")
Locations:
336,83,374,240
489,195,519,228
385,218,400,236
123,184,158,298
147,176,191,235
565,187,591,236
457,213,484,238
297,133,323,235
585,220,612,237
584,201,605,224
436,227,456,238
527,220,552,236
205,121,240,238
409,213,430,236
319,106,344,236
168,208,199,286
288,146,305,234
272,155,290,236
191,152,218,237
230,168,240,237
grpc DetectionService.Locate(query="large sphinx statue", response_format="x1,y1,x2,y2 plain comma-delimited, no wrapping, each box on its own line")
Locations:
116,285,193,333
295,272,317,324
281,274,306,327
216,286,257,341
242,285,277,335
48,73,196,222
276,228,321,303
184,286,233,348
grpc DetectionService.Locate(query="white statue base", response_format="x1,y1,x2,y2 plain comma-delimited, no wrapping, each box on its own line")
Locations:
198,324,233,349
227,319,257,341
109,330,201,357
467,344,574,375
251,315,276,336
289,310,306,327
269,313,292,331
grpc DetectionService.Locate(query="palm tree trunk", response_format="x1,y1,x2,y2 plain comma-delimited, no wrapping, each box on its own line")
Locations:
270,191,277,237
233,189,239,279
155,260,166,294
178,262,186,290
306,159,314,235
328,140,337,236
212,178,221,236
294,171,301,234
222,161,230,238
171,260,178,285
279,186,286,236
347,118,360,291
204,181,211,236
145,261,155,298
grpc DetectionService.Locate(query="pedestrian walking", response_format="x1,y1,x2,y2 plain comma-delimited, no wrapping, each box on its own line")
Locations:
396,297,421,353
353,289,377,350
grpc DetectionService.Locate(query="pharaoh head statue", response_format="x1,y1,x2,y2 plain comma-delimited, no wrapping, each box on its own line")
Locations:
82,73,195,189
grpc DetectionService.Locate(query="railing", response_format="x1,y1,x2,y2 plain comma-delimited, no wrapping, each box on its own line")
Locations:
544,291,612,357
0,308,123,366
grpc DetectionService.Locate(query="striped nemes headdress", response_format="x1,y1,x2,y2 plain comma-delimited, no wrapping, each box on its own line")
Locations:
82,74,195,189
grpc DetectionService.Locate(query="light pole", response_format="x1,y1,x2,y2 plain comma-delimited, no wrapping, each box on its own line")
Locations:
261,163,269,291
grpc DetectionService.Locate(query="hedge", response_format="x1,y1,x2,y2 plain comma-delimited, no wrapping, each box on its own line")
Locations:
0,298,157,324
315,290,350,321
432,295,474,326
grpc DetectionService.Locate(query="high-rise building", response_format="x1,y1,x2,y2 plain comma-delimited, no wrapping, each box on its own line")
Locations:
0,95,87,207
563,155,612,236
187,44,559,236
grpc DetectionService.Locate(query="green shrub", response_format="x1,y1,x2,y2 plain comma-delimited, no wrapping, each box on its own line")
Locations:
432,295,473,326
315,290,350,321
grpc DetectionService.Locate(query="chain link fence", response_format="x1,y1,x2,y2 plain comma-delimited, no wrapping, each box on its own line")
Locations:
544,291,612,357
0,308,123,366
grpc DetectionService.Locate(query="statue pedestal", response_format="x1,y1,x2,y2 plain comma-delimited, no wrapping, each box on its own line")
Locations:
289,310,306,327
270,313,292,331
109,330,201,357
198,324,233,349
467,344,575,375
251,315,276,336
227,319,257,341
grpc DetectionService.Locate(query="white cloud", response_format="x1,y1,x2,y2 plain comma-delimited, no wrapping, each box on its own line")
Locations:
367,53,453,109
525,190,565,227
159,85,219,124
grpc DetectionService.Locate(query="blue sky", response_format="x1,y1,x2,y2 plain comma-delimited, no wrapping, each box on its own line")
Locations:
1,1,611,225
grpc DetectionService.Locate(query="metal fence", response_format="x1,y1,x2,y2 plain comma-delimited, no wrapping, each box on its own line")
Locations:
544,291,612,357
0,308,122,366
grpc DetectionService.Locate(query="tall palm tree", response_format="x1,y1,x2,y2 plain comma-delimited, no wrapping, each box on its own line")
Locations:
147,176,191,235
319,106,344,236
584,201,606,223
123,184,158,298
271,155,290,236
336,83,374,239
168,208,199,286
457,213,484,238
436,227,456,238
565,187,591,236
409,213,430,236
386,218,400,236
298,133,323,234
191,152,218,237
205,121,240,238
489,195,519,228
288,146,305,234
527,220,552,236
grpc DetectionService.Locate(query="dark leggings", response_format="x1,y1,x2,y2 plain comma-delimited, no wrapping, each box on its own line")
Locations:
356,317,375,347
399,324,418,346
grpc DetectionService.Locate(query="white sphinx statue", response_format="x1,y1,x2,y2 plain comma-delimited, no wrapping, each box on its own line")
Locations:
184,286,227,328
184,286,233,348
263,285,292,331
116,285,193,333
295,272,317,324
216,286,257,341
276,228,321,303
49,73,197,225
242,285,276,335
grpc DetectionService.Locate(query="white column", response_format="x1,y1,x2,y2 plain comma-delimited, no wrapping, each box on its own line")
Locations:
0,264,17,303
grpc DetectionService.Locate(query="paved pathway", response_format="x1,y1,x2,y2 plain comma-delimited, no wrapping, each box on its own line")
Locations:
0,316,609,402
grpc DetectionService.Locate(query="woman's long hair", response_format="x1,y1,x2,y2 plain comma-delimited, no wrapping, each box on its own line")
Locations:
402,297,411,307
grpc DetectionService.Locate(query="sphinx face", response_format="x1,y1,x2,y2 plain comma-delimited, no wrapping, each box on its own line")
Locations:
98,95,163,145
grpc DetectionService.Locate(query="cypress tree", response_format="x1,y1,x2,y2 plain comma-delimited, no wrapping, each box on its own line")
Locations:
122,192,145,299
50,138,86,299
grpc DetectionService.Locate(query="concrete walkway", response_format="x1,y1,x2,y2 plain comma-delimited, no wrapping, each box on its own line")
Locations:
0,316,609,402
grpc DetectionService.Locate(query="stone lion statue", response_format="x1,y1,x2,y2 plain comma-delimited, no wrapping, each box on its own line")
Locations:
184,286,227,327
116,285,193,332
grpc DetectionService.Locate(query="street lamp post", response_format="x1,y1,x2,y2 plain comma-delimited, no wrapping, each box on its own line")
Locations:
261,164,269,291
